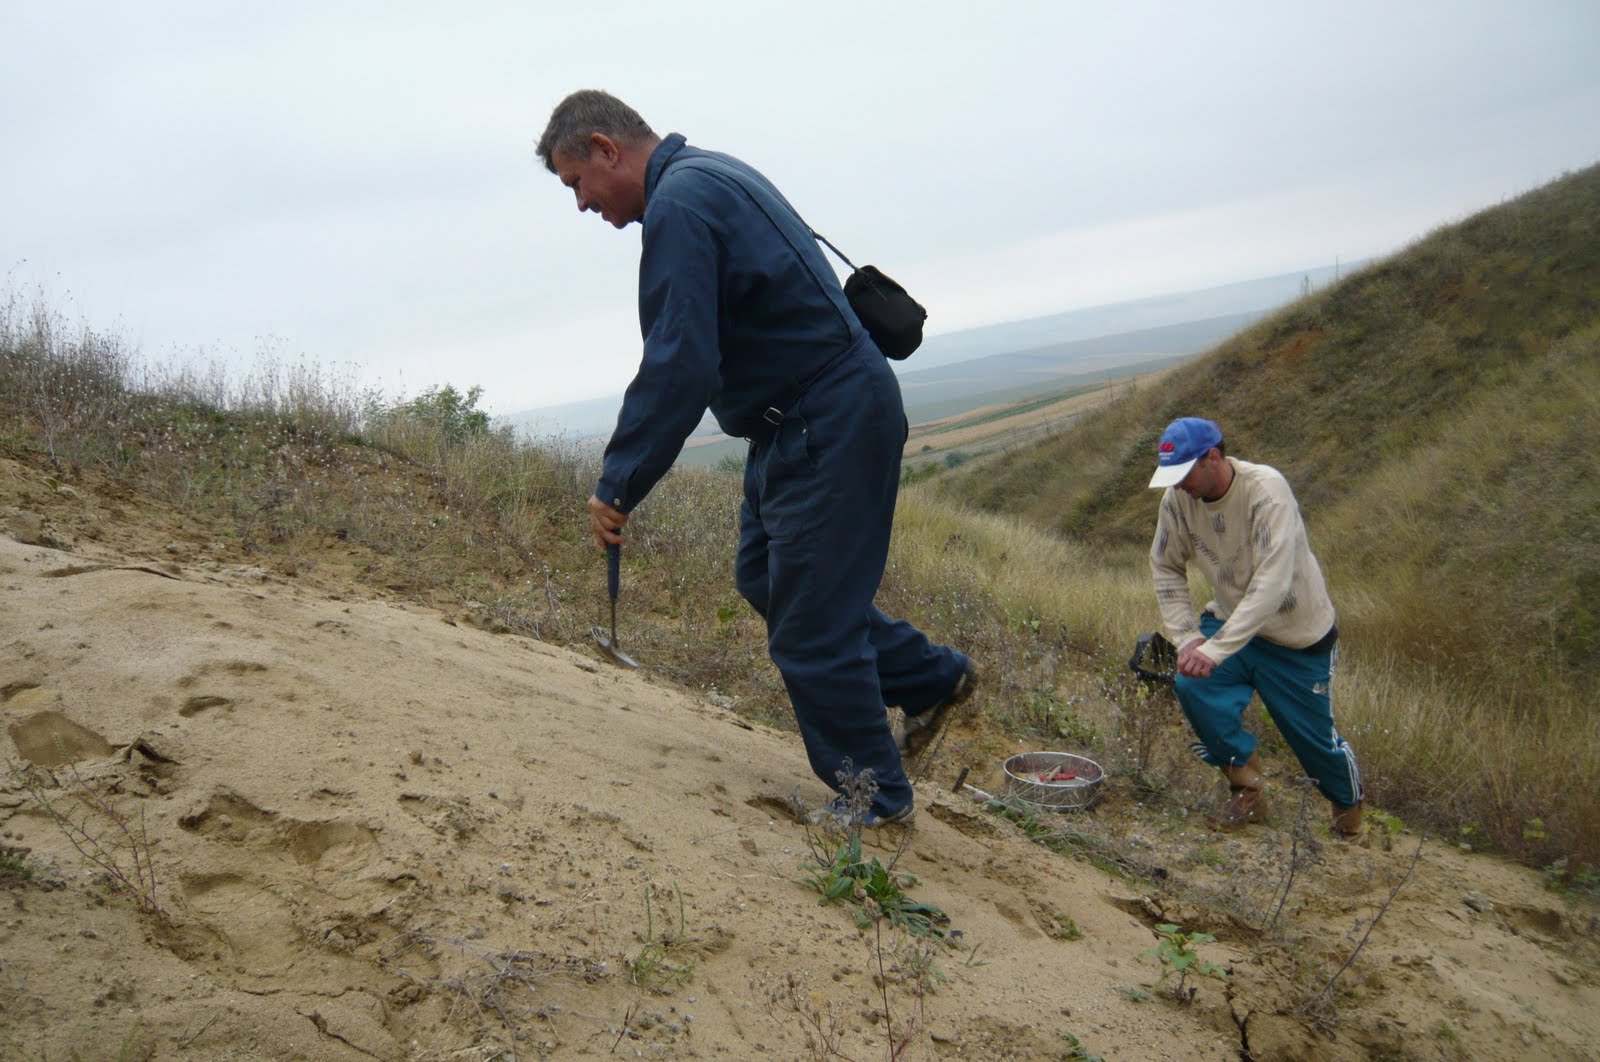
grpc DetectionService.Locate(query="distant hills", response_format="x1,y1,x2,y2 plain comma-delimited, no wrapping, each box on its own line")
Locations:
894,312,1255,421
498,262,1364,444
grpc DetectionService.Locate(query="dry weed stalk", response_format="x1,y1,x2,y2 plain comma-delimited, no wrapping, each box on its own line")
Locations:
871,917,928,1060
378,927,603,1059
1263,778,1324,936
764,971,856,1061
1299,837,1424,1030
11,760,165,918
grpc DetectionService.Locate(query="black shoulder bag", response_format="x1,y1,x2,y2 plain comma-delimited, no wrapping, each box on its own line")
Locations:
812,231,928,361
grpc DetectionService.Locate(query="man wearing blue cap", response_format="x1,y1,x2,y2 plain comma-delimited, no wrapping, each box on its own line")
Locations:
1147,417,1364,842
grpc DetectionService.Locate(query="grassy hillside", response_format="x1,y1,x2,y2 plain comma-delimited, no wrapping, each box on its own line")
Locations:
940,162,1600,690
4,164,1597,888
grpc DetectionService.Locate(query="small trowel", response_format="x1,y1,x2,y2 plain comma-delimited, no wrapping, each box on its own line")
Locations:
591,542,639,669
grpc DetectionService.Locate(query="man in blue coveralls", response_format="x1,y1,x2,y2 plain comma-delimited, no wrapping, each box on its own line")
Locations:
536,90,976,827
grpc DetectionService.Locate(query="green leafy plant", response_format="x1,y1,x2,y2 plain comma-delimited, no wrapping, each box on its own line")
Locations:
1542,857,1600,899
1057,1027,1106,1061
627,876,697,985
628,881,697,991
1366,807,1405,839
801,828,950,941
1142,923,1226,1000
798,765,951,942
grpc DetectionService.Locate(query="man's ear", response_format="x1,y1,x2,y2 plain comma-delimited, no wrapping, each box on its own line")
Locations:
589,133,622,165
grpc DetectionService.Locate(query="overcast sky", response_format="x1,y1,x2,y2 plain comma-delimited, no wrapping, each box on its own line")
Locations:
3,1,1597,414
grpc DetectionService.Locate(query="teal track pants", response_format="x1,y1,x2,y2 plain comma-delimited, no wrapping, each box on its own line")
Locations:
1174,614,1361,808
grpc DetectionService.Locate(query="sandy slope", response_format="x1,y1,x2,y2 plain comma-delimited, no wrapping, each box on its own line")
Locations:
2,462,1597,1060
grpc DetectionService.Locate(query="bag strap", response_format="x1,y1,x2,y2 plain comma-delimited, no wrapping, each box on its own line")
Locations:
810,230,858,273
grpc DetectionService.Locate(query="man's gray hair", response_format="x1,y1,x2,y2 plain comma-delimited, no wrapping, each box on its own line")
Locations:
536,90,656,172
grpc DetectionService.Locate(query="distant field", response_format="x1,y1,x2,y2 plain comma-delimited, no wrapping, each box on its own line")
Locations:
902,364,1179,467
676,359,1186,469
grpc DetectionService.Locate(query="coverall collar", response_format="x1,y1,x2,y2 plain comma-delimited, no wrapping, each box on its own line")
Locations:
644,133,690,206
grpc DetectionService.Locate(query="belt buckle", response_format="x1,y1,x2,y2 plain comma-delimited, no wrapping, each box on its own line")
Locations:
762,406,784,426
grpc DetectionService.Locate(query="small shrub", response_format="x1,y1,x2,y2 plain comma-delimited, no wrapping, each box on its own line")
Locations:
1141,923,1226,1001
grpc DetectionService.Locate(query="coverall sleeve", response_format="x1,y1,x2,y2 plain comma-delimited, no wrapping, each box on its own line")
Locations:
1150,492,1202,650
593,197,723,513
1198,481,1301,664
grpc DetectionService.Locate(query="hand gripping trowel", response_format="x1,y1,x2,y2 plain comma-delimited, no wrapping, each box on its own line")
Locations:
591,542,639,669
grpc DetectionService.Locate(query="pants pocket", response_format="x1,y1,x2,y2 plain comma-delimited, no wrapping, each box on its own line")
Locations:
773,415,812,472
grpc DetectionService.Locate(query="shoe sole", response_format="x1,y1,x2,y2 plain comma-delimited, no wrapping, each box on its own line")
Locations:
1207,793,1268,831
807,808,915,830
900,667,979,757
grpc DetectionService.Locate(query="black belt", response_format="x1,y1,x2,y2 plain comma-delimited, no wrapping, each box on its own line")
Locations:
737,337,868,445
743,406,788,445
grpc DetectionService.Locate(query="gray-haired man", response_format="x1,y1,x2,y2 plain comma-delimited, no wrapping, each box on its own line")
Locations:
537,90,975,827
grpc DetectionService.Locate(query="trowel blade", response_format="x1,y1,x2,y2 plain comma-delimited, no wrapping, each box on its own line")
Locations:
590,624,639,670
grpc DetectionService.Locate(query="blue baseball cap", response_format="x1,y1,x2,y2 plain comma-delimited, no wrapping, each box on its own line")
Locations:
1148,417,1223,488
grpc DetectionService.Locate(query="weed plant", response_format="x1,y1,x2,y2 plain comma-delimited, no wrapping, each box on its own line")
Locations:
0,844,38,885
1141,923,1227,1001
377,927,605,1056
799,770,952,942
801,826,951,940
628,881,698,991
11,762,165,918
1057,1027,1106,1061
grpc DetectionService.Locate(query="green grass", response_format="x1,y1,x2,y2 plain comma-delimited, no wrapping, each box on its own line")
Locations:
0,845,37,884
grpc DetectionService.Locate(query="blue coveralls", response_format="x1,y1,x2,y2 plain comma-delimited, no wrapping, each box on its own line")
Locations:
594,134,967,819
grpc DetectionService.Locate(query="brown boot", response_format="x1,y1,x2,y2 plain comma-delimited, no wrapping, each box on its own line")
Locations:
1333,801,1369,846
1209,754,1267,830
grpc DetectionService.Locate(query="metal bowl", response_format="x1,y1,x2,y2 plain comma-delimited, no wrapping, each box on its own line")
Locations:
1002,752,1105,812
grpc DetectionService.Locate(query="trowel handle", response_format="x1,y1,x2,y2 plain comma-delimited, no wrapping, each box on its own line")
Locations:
606,542,621,602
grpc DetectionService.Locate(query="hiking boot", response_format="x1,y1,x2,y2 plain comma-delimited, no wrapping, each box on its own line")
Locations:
807,798,915,830
894,661,979,758
1333,801,1369,846
1208,753,1267,830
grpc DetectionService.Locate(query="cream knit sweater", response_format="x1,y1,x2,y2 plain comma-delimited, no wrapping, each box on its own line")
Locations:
1150,458,1336,664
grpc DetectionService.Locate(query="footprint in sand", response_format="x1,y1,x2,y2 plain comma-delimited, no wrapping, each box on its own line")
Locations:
6,698,115,767
180,790,379,867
